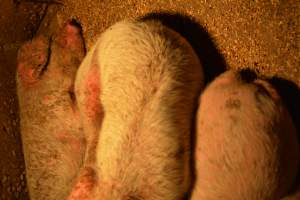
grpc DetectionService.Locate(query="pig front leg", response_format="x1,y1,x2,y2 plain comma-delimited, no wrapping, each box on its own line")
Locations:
191,70,299,200
17,20,86,200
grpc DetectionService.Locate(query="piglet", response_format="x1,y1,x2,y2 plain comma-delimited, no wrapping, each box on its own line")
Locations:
191,70,299,200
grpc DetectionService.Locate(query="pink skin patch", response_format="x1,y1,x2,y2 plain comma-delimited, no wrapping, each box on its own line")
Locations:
56,21,84,53
64,24,81,47
84,63,102,122
17,38,49,87
67,167,98,200
56,132,85,155
41,94,54,105
17,64,38,85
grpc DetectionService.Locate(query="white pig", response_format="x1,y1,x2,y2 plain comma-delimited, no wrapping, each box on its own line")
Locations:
67,19,204,200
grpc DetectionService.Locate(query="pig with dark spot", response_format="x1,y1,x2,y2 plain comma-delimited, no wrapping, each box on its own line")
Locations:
191,70,299,200
17,21,87,200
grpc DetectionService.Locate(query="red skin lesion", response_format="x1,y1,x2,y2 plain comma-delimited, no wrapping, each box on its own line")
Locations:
17,64,38,86
84,63,103,122
67,167,98,200
17,36,49,87
56,21,86,57
62,23,82,48
81,61,104,163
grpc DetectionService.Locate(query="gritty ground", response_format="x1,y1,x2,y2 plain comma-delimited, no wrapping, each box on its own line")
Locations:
0,0,299,199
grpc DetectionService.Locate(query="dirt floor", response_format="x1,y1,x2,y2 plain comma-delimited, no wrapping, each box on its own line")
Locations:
0,0,299,199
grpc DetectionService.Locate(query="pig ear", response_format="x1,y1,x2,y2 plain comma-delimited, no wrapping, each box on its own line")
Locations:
17,35,50,86
44,19,86,84
67,166,98,200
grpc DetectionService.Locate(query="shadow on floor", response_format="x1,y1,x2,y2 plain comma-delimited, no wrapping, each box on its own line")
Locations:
270,77,300,195
140,12,227,85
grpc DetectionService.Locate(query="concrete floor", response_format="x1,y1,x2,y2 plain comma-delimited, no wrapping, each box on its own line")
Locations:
0,0,299,199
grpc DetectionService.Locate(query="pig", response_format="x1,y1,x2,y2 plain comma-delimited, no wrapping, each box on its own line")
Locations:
17,19,204,200
17,21,87,200
191,70,299,200
67,19,204,200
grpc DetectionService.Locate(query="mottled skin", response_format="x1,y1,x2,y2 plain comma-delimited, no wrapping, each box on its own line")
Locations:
17,20,204,200
191,70,299,200
17,21,86,200
17,19,300,200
